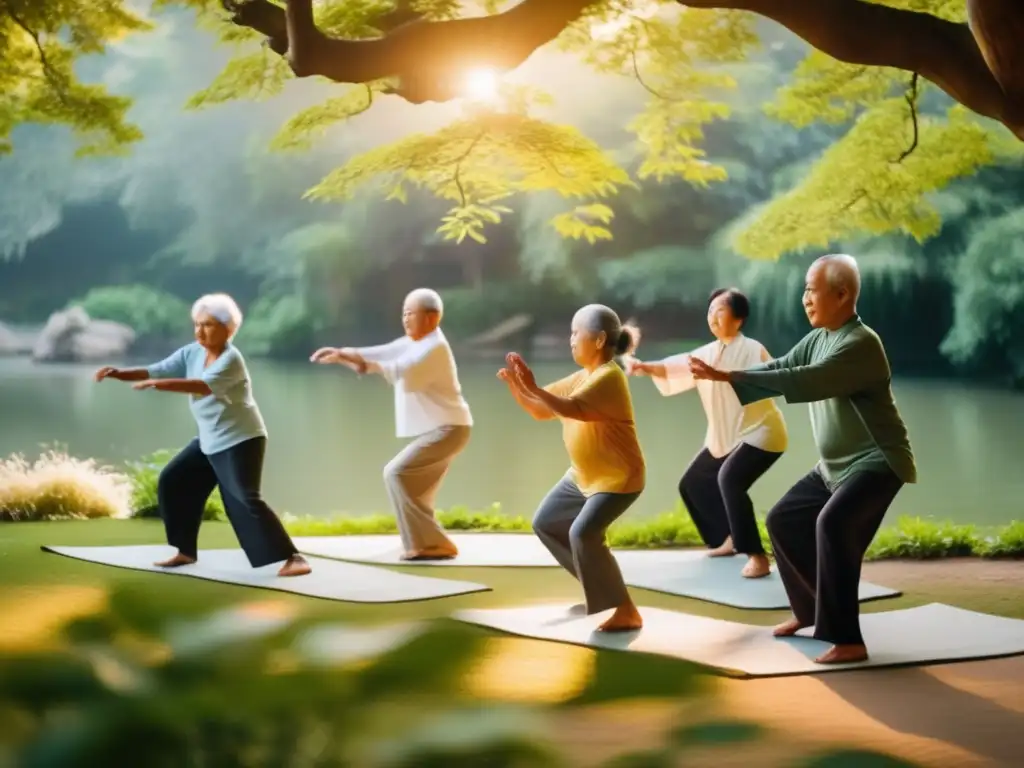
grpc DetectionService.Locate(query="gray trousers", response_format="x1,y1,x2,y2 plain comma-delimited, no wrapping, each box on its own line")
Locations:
532,474,641,614
383,424,471,551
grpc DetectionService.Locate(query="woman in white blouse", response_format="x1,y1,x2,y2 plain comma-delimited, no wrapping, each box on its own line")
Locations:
629,288,787,578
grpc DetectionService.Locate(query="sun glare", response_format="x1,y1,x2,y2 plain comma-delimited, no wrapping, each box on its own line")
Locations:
462,67,500,101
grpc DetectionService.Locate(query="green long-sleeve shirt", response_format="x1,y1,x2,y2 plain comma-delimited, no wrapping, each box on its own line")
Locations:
729,315,916,490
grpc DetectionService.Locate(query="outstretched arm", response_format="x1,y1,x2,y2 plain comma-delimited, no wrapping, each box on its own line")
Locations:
134,379,213,396
730,334,890,404
94,366,149,383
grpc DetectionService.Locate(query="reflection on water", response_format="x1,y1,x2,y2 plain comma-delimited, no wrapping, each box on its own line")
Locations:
1,357,1022,526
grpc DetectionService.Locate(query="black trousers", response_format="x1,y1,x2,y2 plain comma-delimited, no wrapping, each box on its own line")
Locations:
158,437,298,568
766,467,903,645
678,444,782,555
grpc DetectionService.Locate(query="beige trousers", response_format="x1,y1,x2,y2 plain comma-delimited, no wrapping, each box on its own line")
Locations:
383,425,471,551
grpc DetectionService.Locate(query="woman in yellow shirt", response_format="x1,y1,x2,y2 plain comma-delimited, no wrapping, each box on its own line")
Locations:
499,304,646,632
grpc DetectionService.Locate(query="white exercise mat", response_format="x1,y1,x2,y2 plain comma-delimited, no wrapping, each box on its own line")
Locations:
294,533,558,567
42,545,489,603
294,534,899,610
453,602,1024,678
613,548,900,610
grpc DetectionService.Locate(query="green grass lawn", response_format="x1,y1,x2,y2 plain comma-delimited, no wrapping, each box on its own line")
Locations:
3,519,1023,767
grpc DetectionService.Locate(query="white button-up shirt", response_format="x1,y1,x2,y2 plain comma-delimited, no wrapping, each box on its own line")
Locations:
649,335,788,458
357,328,473,439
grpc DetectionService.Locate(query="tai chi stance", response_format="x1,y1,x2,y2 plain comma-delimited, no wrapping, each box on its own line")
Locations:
629,288,787,579
501,304,646,632
690,255,916,664
95,293,311,577
310,288,472,561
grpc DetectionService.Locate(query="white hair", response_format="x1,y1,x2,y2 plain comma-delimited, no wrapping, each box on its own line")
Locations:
814,254,861,304
404,287,444,317
192,293,243,338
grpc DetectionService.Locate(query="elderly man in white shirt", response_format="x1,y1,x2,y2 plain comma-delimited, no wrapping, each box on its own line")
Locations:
310,288,473,560
629,288,787,579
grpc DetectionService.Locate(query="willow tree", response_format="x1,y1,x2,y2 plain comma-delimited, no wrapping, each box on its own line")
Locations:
4,0,1023,258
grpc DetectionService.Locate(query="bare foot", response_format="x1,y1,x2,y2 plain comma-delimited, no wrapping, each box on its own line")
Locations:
400,545,458,561
278,555,312,577
597,602,643,632
154,552,196,568
772,616,809,637
815,644,868,664
707,536,736,557
741,554,771,579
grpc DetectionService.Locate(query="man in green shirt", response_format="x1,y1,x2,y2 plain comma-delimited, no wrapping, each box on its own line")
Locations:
689,254,916,665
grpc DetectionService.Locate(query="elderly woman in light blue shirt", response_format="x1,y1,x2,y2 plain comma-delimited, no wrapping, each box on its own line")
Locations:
95,293,310,577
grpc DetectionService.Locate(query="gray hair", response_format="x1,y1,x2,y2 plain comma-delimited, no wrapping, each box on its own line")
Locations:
814,254,861,304
573,303,639,360
192,293,243,338
405,287,443,317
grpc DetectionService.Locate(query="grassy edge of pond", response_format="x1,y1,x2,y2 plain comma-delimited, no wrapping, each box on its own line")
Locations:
4,448,1023,560
276,506,1024,560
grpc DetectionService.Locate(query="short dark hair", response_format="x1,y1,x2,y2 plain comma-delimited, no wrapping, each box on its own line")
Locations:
708,287,750,327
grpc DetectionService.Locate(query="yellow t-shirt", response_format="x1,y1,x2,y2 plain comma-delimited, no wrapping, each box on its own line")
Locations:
544,361,646,497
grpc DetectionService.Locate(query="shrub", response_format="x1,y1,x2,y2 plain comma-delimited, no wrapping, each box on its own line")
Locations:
233,293,321,358
124,450,225,521
69,284,190,339
282,506,1024,559
0,450,132,521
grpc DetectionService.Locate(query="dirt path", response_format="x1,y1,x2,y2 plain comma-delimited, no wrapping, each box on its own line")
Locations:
554,558,1024,766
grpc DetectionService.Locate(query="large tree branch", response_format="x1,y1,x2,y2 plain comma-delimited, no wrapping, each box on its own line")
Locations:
682,0,1022,138
224,0,1023,138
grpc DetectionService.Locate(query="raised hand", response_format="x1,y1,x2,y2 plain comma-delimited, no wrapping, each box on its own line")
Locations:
689,357,729,382
627,359,653,376
506,352,537,391
309,347,339,364
94,366,119,382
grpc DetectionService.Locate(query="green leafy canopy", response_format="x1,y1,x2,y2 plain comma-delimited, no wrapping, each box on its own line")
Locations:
3,0,1019,258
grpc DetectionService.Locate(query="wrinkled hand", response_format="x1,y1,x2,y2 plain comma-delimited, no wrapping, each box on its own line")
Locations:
94,366,119,382
628,359,654,376
689,357,729,382
132,379,157,390
506,352,537,391
309,347,339,364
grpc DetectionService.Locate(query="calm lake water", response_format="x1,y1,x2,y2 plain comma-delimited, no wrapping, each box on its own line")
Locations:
1,357,1022,526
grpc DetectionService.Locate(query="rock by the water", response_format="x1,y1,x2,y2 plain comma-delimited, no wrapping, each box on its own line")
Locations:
32,307,136,363
0,322,18,355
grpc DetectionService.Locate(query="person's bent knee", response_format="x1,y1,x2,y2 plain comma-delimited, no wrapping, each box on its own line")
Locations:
678,468,698,499
568,517,603,550
156,466,179,502
531,510,554,538
814,508,846,542
382,460,406,486
764,504,784,536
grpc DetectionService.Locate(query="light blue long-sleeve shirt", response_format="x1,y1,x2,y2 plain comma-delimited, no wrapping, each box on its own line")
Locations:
147,342,267,455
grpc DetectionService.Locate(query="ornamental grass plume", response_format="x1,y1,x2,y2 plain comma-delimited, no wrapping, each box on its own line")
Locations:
0,449,132,521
